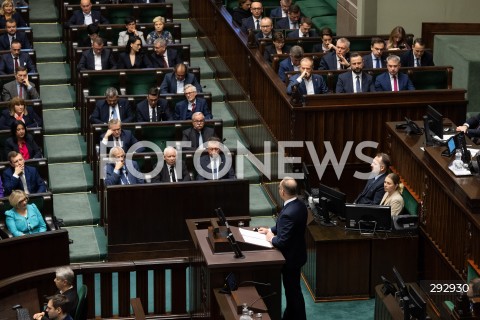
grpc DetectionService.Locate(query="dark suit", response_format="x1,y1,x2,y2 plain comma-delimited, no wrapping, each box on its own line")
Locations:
1,80,40,101
319,51,350,70
174,97,212,121
263,45,288,63
241,16,262,33
286,29,319,39
117,52,149,69
400,50,434,67
463,113,480,139
67,10,109,27
0,107,42,129
90,98,135,124
374,72,415,91
182,126,215,150
3,165,47,196
363,53,386,69
145,49,182,69
159,72,202,94
0,31,31,50
196,153,236,180
354,172,387,205
271,198,308,320
0,52,36,74
232,7,251,25
4,134,42,160
77,48,117,71
100,129,141,154
0,12,27,28
135,98,172,122
335,71,375,93
287,74,328,95
151,160,191,183
105,160,144,185
255,32,272,43
278,57,296,83
269,7,285,18
275,17,299,30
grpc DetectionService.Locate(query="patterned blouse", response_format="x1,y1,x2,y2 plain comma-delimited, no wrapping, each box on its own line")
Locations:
146,30,173,45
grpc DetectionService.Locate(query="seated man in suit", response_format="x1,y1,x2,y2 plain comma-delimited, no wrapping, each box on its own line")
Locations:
275,4,301,29
182,111,216,151
77,37,117,71
286,17,318,39
336,52,375,93
2,66,40,101
146,38,182,69
77,22,103,47
363,37,386,69
151,146,191,183
400,37,434,67
0,19,32,50
90,87,135,124
100,119,143,154
43,295,74,320
456,114,480,143
66,0,109,27
240,0,263,33
287,57,328,95
312,27,335,53
196,137,236,180
174,84,212,120
374,55,415,91
255,17,273,43
278,45,303,83
136,87,171,122
354,152,390,205
104,146,144,185
3,151,47,196
0,39,36,74
270,0,291,18
319,37,351,70
159,63,202,94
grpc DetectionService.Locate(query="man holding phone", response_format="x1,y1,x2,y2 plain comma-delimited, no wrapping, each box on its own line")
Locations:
1,66,39,101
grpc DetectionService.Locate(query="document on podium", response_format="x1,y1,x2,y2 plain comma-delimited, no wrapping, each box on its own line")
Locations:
239,228,273,248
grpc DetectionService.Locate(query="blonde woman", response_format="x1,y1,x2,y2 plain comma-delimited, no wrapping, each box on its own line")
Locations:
0,0,26,28
146,16,173,45
380,173,404,216
5,190,46,236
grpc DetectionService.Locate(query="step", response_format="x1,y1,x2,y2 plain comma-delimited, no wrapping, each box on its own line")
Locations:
177,19,197,38
202,79,225,103
48,163,93,193
29,0,59,23
66,225,107,263
172,0,189,19
38,62,70,85
54,192,100,226
191,57,215,79
31,23,62,42
43,108,80,134
249,184,276,217
182,36,204,57
41,85,76,109
35,43,66,63
212,101,236,127
44,134,86,163
224,127,250,150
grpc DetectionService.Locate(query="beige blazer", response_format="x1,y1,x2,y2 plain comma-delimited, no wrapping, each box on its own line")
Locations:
380,190,404,216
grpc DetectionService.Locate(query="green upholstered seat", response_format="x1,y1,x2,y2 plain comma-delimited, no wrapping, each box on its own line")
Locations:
410,70,449,90
296,3,336,18
311,16,336,35
402,187,418,216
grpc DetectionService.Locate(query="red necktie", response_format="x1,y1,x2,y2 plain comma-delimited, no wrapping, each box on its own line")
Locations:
18,85,23,98
191,102,196,112
163,55,169,68
14,57,19,71
393,75,398,92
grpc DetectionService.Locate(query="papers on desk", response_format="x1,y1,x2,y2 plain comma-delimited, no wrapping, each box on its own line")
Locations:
239,228,273,248
433,134,454,142
448,161,472,176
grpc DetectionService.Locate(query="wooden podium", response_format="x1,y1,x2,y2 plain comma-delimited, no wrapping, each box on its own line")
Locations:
190,227,285,320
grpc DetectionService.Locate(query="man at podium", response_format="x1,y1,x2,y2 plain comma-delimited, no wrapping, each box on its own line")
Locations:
258,177,307,320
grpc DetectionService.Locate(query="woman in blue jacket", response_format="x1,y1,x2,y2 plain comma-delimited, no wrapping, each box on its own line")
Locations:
5,189,46,236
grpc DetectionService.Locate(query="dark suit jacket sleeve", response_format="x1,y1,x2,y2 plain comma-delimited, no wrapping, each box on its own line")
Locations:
0,55,7,75
278,60,290,83
466,114,480,138
105,164,121,185
117,53,129,69
77,51,89,71
90,101,105,124
160,99,172,121
319,55,330,70
271,210,296,250
27,84,40,100
159,74,172,94
286,75,300,95
188,74,203,93
32,168,47,193
25,55,36,73
200,100,212,120
27,107,42,127
181,161,191,181
135,102,148,122
105,50,117,69
335,74,347,93
374,74,388,92
120,100,135,123
1,83,12,101
3,168,22,195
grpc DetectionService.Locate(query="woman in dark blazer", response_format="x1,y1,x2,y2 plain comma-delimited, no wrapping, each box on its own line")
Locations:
0,97,42,130
4,120,42,160
117,36,149,69
0,0,27,28
263,31,289,63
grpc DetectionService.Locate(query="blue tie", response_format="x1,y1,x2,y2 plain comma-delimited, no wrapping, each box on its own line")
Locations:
375,58,380,68
355,75,361,93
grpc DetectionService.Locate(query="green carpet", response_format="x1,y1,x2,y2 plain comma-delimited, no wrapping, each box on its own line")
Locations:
38,63,71,85
66,226,107,263
31,23,63,42
29,0,59,22
48,163,93,193
224,127,250,150
212,101,236,126
40,85,76,109
34,43,67,63
249,184,276,217
54,193,100,226
43,109,80,134
44,134,86,163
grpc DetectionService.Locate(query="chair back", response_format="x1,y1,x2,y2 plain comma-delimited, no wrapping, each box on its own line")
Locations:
74,285,88,320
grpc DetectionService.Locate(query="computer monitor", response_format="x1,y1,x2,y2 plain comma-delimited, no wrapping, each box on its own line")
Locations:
316,184,346,226
426,105,444,140
344,204,392,232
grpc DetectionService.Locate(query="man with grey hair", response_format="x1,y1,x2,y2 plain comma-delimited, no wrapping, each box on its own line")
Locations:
105,146,144,185
278,45,304,82
151,146,191,183
319,37,351,70
90,87,135,124
182,111,216,151
174,84,212,120
146,38,182,69
258,177,307,320
33,267,78,320
374,55,415,91
159,63,203,94
270,0,291,18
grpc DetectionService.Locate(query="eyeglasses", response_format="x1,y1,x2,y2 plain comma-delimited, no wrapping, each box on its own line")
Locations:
251,7,262,10
20,197,28,203
208,147,220,151
193,120,204,123
260,25,272,28
184,91,196,95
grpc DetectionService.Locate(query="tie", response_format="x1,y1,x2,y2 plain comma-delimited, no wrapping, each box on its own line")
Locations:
198,131,203,147
10,35,15,45
14,57,19,71
393,75,398,91
256,19,260,30
416,58,421,67
18,84,23,98
375,58,380,68
163,55,169,68
292,22,298,29
20,173,29,194
111,107,118,120
355,75,361,93
121,168,130,185
151,107,157,122
169,166,176,182
191,102,196,112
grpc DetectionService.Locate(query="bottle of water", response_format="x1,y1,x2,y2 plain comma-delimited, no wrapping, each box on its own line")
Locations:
239,303,253,320
455,149,462,161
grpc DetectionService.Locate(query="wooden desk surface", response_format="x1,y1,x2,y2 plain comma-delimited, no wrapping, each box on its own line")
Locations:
0,288,39,320
213,289,271,320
